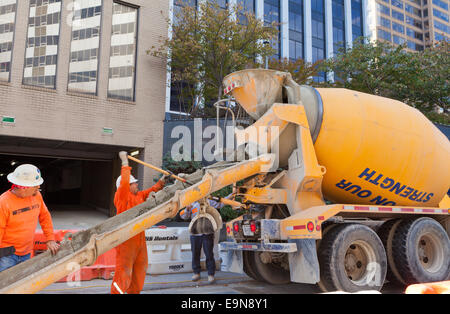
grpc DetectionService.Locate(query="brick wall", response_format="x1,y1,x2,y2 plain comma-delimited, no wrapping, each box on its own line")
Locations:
0,0,169,189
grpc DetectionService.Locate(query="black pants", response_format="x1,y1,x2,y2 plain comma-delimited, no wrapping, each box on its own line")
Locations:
190,233,215,276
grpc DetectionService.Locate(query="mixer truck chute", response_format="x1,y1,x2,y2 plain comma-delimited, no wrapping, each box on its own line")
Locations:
0,69,448,294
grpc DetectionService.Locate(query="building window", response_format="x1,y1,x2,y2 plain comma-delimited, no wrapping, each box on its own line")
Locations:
68,0,102,95
378,28,392,41
378,16,391,29
393,34,405,44
23,0,61,89
405,4,421,18
407,40,423,51
406,27,423,40
435,32,448,42
432,0,449,11
351,0,363,42
406,16,422,29
0,0,16,82
170,0,197,112
108,2,138,102
237,0,255,25
332,0,345,56
174,0,197,26
391,10,404,22
311,0,325,81
434,20,449,34
391,0,403,10
392,21,405,34
433,8,449,23
215,0,228,10
265,0,281,60
377,3,390,16
289,0,303,61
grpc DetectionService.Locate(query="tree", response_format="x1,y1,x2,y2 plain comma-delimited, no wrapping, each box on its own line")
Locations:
409,41,449,114
268,57,324,86
148,1,278,116
322,39,449,123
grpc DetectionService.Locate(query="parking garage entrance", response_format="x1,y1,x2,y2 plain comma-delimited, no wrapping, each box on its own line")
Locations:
0,135,140,228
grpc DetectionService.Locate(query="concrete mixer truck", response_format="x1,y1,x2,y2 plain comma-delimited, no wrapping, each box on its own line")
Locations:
218,69,450,293
0,69,448,294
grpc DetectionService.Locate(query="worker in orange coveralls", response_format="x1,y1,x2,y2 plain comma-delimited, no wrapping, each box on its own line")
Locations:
111,151,166,294
0,164,60,272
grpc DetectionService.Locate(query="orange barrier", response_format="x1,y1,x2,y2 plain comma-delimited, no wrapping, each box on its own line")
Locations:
33,230,116,282
405,281,450,294
32,229,75,257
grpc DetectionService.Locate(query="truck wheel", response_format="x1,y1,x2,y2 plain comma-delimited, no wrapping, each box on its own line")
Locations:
392,217,450,285
242,251,264,281
246,251,291,285
316,223,340,293
318,224,387,293
377,219,406,285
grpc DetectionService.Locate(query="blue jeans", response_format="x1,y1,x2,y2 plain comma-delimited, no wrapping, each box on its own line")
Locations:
0,253,31,272
191,234,215,276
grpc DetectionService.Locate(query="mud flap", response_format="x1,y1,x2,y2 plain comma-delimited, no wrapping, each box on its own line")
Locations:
288,239,320,284
221,249,244,274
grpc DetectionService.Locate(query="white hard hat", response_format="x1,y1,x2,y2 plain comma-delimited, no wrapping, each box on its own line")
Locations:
7,164,44,187
116,175,138,189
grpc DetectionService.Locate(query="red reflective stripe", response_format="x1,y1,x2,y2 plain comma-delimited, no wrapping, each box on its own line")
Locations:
422,209,435,213
354,206,370,211
318,216,325,221
293,225,305,230
379,207,393,212
401,208,415,213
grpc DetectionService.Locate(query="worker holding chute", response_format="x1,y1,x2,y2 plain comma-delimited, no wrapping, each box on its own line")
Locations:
111,151,166,294
0,164,59,272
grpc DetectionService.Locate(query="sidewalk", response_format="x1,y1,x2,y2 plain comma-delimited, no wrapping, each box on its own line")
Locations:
37,271,252,294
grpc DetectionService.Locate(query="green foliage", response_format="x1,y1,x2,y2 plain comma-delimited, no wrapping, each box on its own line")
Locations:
219,205,243,222
212,185,243,222
321,39,450,122
424,111,450,125
268,57,323,86
162,152,202,175
148,2,278,115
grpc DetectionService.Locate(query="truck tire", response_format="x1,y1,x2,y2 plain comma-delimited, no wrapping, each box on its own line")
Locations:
242,251,264,282
376,219,406,285
246,251,291,285
316,223,340,292
392,217,450,285
318,223,387,293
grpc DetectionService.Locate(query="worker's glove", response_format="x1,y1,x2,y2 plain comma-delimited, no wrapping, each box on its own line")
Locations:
119,151,128,166
160,174,169,184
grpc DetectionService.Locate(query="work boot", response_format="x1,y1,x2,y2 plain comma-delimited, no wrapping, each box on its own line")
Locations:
192,273,200,281
208,275,215,284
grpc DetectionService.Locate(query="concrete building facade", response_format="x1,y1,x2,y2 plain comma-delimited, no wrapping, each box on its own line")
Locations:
372,0,450,51
0,0,169,216
165,0,369,115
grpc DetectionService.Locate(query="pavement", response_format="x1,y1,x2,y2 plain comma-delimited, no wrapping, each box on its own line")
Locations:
33,207,404,295
37,271,256,294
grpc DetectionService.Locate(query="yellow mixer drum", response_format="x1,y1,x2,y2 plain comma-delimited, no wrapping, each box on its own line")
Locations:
313,88,450,208
223,69,450,208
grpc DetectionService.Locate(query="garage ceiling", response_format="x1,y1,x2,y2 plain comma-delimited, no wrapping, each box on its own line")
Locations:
0,135,139,161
